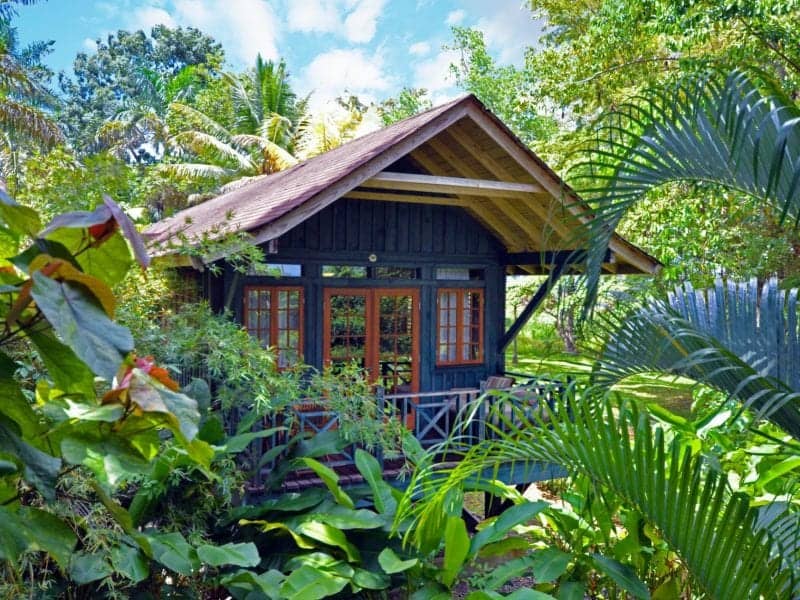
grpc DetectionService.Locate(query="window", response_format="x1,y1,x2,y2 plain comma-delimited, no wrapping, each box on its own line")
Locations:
435,268,484,281
244,287,303,368
322,265,367,278
437,289,483,365
373,266,418,279
247,263,302,277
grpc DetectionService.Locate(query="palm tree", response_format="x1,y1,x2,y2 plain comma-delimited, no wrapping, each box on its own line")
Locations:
399,388,799,598
164,60,383,196
162,101,297,195
569,70,800,310
0,44,62,185
97,64,203,163
162,56,307,198
398,70,800,597
294,100,382,160
226,55,304,152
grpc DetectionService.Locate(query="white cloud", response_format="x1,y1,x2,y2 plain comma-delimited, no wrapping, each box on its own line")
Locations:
412,48,459,93
284,0,385,44
408,41,431,56
464,0,546,63
286,0,340,34
445,9,465,26
130,6,176,30
299,48,392,108
126,0,280,65
83,37,98,52
343,0,386,43
176,0,280,63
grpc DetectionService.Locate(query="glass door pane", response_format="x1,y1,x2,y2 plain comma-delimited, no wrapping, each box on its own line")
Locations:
324,288,419,394
378,292,415,394
325,291,368,370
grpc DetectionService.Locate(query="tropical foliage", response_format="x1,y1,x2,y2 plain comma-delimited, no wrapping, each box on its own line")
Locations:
2,1,800,597
572,69,800,308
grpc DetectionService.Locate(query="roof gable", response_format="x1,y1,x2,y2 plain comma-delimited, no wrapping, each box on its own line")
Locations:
144,95,659,275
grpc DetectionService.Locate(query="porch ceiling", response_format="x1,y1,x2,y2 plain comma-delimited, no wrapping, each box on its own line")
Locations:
344,119,617,275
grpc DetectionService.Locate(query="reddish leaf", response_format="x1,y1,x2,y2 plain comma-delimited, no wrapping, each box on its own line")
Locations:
40,205,112,237
103,195,150,269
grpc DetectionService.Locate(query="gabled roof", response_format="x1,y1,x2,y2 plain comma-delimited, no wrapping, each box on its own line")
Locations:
144,94,659,275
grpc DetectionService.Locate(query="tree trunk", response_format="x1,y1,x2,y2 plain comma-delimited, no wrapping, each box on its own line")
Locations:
556,310,578,354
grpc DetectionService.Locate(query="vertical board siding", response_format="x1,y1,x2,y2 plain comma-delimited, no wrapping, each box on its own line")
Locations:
225,198,507,392
280,198,502,257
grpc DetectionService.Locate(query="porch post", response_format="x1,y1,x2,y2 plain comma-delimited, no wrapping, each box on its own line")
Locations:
498,259,568,354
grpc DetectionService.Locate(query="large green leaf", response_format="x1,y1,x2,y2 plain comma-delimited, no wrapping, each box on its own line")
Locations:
61,434,152,486
294,520,360,562
0,506,76,569
299,504,385,530
197,542,260,568
145,531,199,576
30,272,133,381
469,501,547,557
70,552,112,584
0,416,60,499
110,543,149,583
0,351,43,438
0,189,41,238
279,564,349,600
532,548,572,583
221,568,285,599
355,448,397,514
27,330,96,399
299,457,354,509
378,547,418,574
441,515,469,587
353,567,390,590
218,426,286,454
591,554,650,599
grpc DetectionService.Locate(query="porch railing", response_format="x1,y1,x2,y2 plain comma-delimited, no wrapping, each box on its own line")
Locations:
233,379,566,495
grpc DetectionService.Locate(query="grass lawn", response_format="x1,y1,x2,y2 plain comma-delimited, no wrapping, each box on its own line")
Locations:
506,351,696,418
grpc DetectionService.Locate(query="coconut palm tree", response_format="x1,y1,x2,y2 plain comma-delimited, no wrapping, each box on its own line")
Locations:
162,101,297,195
97,64,203,163
226,55,304,152
0,43,62,185
294,100,382,160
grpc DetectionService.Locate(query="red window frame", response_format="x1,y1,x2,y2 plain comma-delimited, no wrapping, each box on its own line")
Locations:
436,288,484,365
243,286,304,368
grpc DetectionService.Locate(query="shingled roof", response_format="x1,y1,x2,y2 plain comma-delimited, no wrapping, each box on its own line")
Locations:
144,94,659,275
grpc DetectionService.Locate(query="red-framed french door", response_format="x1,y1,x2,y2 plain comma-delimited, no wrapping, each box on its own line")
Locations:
323,287,420,394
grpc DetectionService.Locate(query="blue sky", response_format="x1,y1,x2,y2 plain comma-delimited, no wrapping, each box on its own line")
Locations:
16,1,544,107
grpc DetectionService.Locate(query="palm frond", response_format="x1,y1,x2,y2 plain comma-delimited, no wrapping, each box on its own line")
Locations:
592,278,800,438
570,69,800,309
0,97,61,146
158,162,233,180
169,130,254,173
168,101,235,143
399,394,799,598
231,133,297,171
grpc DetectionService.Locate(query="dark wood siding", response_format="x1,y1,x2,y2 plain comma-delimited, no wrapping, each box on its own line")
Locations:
225,198,507,392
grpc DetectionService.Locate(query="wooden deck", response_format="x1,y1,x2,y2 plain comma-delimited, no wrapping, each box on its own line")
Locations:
238,381,567,502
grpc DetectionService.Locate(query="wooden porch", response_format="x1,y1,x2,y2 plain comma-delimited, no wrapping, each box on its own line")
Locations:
237,377,568,505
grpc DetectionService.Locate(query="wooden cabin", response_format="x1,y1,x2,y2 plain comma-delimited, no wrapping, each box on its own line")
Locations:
145,95,659,399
